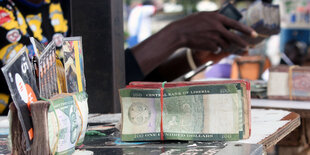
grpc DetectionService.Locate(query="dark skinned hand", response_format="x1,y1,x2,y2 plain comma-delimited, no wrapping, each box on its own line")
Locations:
174,11,257,52
132,11,257,75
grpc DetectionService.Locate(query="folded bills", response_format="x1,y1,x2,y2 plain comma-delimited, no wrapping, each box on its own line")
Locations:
268,65,310,100
9,92,88,154
228,1,280,54
48,92,88,154
119,80,251,141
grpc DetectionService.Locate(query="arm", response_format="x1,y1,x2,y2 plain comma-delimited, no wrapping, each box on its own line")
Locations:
131,11,257,77
143,48,232,81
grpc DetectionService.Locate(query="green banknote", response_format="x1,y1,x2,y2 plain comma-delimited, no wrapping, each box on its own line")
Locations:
120,84,245,141
48,92,88,155
127,80,251,139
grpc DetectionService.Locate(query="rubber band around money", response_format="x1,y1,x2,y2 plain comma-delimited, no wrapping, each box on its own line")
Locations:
72,95,83,146
288,66,299,100
160,81,167,141
41,97,60,155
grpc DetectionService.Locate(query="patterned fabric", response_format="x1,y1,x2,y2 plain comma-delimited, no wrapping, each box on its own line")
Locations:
0,0,69,114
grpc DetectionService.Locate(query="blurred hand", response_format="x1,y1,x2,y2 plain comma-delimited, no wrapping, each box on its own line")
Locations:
131,11,256,76
172,11,257,52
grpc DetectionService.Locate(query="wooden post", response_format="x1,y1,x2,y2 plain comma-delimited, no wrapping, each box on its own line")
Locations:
71,0,125,113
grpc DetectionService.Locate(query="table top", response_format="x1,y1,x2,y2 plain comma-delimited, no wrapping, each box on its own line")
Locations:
84,109,300,153
0,108,300,154
251,99,310,110
251,99,310,119
238,109,300,150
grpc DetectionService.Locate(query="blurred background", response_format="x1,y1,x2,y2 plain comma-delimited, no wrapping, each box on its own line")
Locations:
122,2,310,154
123,0,310,81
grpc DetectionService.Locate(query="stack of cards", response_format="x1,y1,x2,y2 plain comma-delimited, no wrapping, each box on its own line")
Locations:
38,41,58,99
1,47,40,150
62,37,86,93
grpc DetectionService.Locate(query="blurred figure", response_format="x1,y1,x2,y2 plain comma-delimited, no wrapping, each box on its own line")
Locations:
278,0,310,61
127,1,157,47
280,41,307,66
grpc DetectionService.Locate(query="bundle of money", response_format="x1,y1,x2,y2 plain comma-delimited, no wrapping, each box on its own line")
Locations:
227,1,280,54
119,80,251,141
48,92,88,154
9,92,88,154
268,65,310,100
251,80,268,99
241,1,280,35
1,36,88,154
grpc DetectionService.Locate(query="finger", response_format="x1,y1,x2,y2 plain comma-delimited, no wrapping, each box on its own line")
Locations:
188,35,219,52
218,27,248,48
204,41,218,52
219,15,257,38
211,35,229,49
191,41,218,52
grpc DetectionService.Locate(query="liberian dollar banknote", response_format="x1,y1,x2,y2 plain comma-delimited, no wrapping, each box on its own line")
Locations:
268,65,310,100
48,92,88,154
126,80,251,139
120,83,250,141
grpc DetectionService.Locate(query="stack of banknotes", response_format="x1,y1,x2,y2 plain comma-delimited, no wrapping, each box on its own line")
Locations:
268,65,310,101
48,92,88,154
9,92,88,154
241,1,280,36
229,1,280,54
119,80,251,141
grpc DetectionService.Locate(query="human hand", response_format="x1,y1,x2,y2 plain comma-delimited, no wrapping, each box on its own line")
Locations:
172,11,257,52
131,11,256,76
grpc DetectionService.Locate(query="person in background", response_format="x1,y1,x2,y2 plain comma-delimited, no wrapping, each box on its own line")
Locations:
127,0,157,47
280,41,307,66
278,0,310,65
